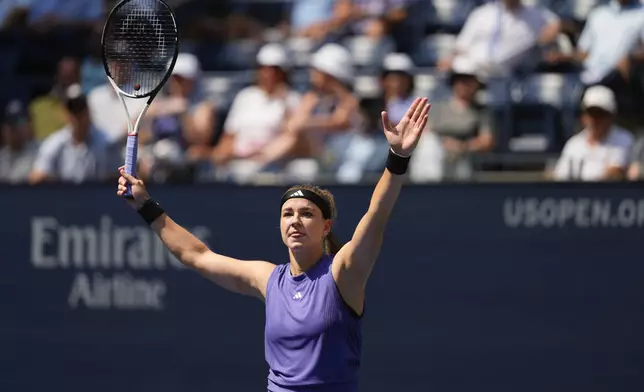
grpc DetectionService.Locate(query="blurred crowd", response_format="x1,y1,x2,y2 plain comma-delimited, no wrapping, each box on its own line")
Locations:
1,0,644,185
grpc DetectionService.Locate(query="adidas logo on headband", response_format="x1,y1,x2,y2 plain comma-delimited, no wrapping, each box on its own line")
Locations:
280,189,331,219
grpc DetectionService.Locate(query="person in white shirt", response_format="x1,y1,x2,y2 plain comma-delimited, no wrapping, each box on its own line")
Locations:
87,72,147,145
551,85,634,182
257,43,363,182
29,84,114,184
545,0,644,126
211,43,301,182
546,0,644,87
438,0,560,77
412,57,493,182
137,53,216,182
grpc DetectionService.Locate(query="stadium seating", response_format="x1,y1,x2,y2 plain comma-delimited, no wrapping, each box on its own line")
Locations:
427,0,480,32
4,0,635,178
343,36,394,70
412,34,457,67
202,71,253,110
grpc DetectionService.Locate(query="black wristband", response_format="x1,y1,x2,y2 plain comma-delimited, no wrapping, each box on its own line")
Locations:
385,148,410,175
137,198,165,225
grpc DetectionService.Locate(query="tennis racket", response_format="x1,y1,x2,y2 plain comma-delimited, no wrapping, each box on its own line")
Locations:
101,0,179,198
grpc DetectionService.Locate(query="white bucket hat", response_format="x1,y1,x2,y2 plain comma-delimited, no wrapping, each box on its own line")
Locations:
582,85,616,114
172,53,201,80
309,43,354,84
450,56,486,85
383,53,414,73
257,43,291,69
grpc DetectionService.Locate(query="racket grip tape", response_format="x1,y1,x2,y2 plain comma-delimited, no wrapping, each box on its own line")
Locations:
123,134,138,199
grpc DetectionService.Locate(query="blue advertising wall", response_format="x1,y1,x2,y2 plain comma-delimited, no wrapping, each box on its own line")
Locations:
1,183,643,392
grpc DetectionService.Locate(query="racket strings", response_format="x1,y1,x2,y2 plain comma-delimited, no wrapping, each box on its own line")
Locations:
103,0,178,97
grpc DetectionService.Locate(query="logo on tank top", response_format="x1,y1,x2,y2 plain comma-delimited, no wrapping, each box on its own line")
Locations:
292,291,303,300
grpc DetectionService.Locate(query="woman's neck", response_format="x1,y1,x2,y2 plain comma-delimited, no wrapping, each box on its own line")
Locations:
586,126,610,145
260,83,284,97
289,248,325,276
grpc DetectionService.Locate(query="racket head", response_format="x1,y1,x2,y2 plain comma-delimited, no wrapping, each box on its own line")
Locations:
101,0,180,100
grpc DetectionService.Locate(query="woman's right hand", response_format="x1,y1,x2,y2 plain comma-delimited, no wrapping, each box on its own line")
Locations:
117,166,151,209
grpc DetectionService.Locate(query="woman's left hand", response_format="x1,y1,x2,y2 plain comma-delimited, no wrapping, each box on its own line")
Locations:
381,97,430,157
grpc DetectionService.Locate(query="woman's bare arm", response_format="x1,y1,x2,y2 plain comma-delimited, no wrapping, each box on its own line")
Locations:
118,170,276,300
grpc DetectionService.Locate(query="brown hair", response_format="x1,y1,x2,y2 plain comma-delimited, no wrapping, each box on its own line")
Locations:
284,184,344,255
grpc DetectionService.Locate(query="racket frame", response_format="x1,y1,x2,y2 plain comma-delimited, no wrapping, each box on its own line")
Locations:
100,0,180,198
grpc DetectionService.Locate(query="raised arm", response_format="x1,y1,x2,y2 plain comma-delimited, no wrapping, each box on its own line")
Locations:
117,169,276,300
332,97,430,315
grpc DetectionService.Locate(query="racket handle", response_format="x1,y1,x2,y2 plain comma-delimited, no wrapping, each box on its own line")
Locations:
123,134,138,199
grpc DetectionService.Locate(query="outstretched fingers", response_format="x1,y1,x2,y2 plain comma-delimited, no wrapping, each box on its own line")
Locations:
404,97,422,120
418,114,429,136
381,111,391,130
422,101,431,118
415,103,431,136
411,98,428,123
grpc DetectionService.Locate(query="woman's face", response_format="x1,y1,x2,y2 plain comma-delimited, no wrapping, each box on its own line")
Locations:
582,107,613,133
452,75,480,102
383,72,412,98
280,198,330,251
257,65,284,91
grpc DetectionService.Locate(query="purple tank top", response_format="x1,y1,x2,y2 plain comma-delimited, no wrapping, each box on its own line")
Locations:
264,255,362,392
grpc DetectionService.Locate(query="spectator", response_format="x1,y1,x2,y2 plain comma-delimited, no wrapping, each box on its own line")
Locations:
546,0,644,127
137,53,216,182
328,49,422,183
29,84,114,184
380,53,416,124
212,43,301,182
438,0,560,77
356,53,417,135
356,53,417,178
415,57,494,181
257,43,362,180
0,100,38,183
29,56,80,141
550,86,633,182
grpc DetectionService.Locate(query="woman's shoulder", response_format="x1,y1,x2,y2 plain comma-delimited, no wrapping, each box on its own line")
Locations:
268,262,290,282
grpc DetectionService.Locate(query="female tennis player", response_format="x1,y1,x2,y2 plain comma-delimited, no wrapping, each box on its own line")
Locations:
117,97,430,392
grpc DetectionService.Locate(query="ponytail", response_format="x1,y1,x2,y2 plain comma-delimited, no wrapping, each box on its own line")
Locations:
324,230,344,255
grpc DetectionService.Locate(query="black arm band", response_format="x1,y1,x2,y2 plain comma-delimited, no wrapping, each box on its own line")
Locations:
385,148,411,175
137,198,165,225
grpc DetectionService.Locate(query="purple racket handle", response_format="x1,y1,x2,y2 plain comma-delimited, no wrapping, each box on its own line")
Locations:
123,134,138,199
